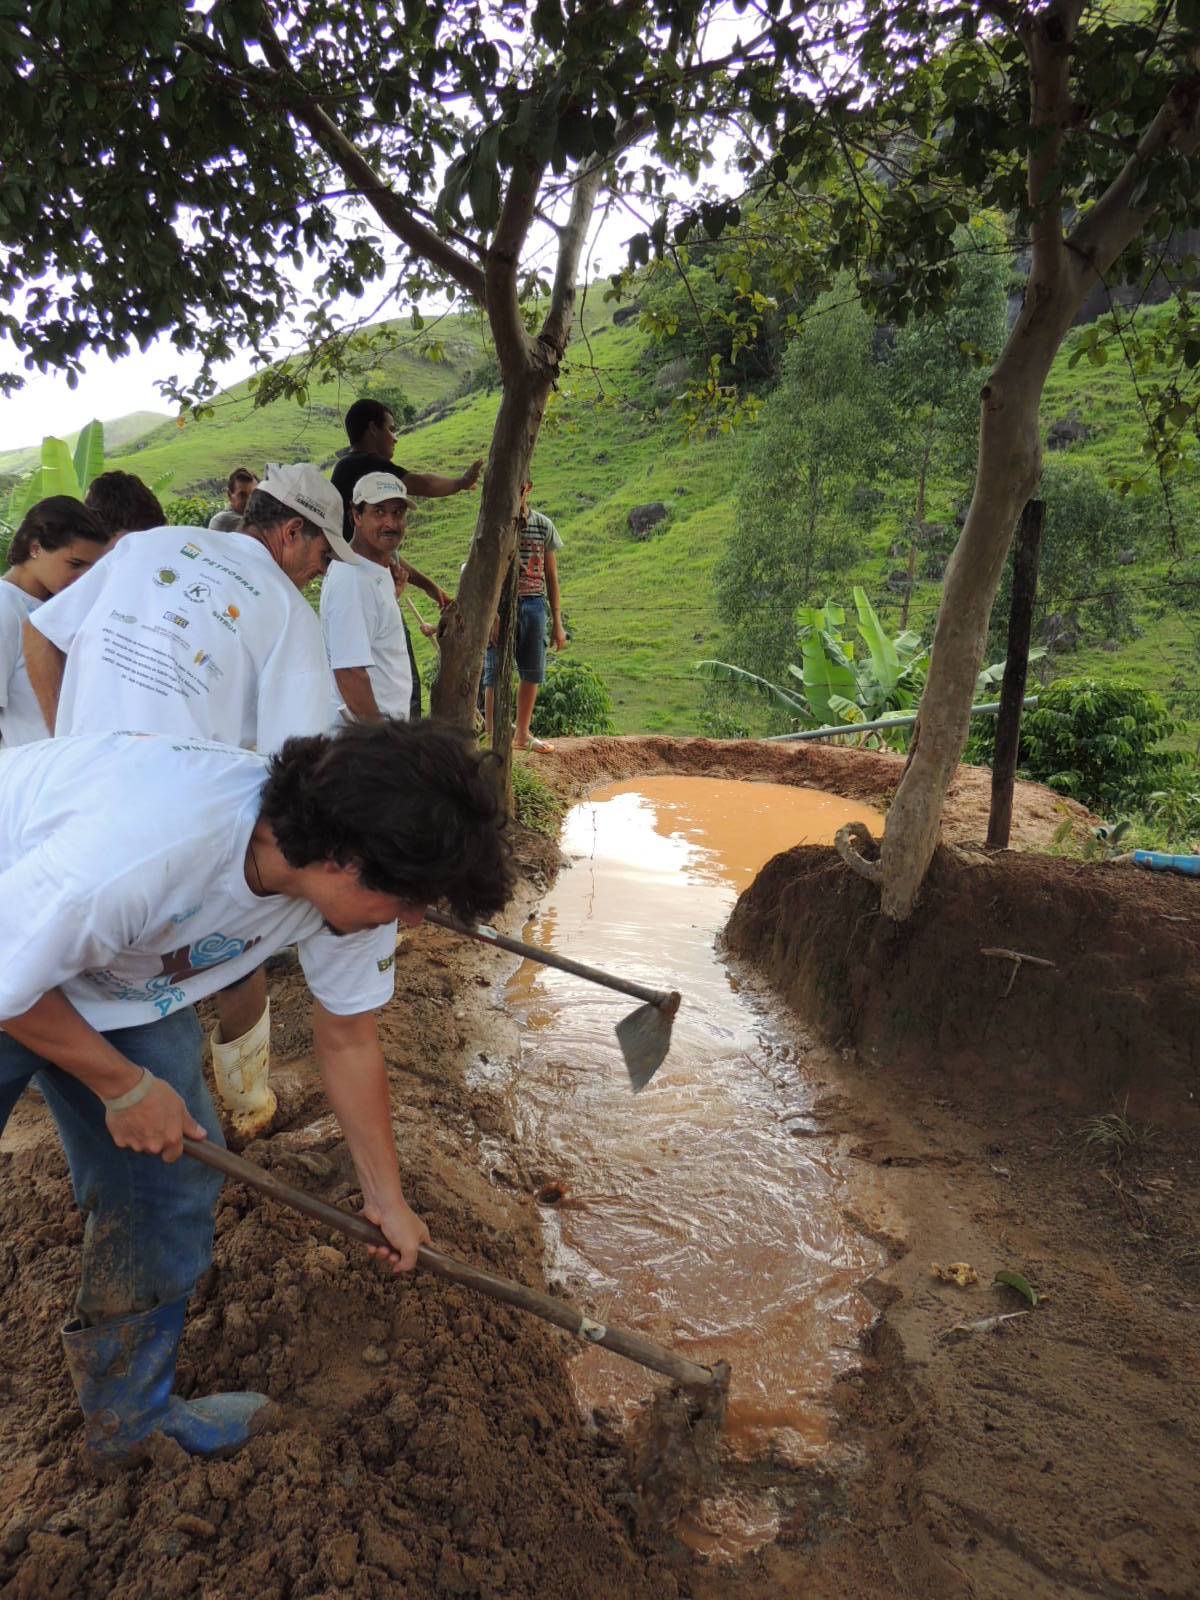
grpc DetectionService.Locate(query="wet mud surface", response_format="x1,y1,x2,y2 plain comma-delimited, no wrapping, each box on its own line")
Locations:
2,736,1198,1598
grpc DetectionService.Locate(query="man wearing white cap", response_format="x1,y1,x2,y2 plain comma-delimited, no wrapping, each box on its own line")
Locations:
321,471,418,726
21,463,358,1142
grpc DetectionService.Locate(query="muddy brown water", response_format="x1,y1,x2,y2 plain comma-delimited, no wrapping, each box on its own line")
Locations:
475,777,888,1557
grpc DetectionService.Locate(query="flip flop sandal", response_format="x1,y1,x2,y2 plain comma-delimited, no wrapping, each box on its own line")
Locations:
515,736,554,753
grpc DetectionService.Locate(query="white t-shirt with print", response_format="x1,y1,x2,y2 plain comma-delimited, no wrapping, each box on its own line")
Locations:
31,527,332,754
0,582,47,748
320,559,412,724
0,733,396,1030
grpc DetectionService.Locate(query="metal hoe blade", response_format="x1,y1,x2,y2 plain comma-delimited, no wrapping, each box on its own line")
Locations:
616,991,681,1092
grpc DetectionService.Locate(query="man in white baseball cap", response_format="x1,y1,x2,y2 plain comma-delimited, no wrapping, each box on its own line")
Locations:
256,462,360,567
320,471,420,726
22,461,357,1144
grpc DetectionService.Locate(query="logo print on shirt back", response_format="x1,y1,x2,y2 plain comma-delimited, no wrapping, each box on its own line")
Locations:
163,611,188,629
153,567,179,588
183,580,211,604
180,543,201,559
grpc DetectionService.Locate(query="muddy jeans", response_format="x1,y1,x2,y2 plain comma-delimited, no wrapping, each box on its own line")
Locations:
0,1007,225,1324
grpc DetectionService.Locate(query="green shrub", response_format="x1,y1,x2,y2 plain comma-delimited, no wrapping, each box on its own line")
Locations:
164,494,221,527
699,708,752,740
1019,677,1184,813
530,660,615,737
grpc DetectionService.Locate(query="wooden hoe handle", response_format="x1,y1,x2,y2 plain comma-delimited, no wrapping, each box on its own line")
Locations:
183,1137,719,1391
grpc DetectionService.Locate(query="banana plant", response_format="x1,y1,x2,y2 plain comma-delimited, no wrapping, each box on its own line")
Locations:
1,420,171,533
697,586,1038,747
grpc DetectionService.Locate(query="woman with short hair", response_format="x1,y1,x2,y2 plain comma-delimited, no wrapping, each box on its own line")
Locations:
0,496,109,745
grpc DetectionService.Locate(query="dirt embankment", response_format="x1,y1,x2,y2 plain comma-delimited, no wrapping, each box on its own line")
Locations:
3,736,1198,1600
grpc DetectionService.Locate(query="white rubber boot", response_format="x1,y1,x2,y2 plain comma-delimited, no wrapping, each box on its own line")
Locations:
210,1001,276,1140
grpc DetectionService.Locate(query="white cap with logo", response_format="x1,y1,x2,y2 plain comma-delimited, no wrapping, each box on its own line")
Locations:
259,464,359,564
352,471,411,508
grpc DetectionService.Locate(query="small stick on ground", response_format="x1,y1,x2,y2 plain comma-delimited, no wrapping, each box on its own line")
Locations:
981,946,1057,998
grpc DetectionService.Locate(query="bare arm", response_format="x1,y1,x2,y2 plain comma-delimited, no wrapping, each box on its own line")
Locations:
334,666,383,724
21,621,66,734
312,1001,430,1271
395,559,451,608
544,551,567,652
402,458,483,499
1,990,207,1160
404,594,439,639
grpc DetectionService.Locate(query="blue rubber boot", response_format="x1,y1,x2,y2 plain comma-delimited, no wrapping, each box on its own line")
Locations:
62,1296,270,1467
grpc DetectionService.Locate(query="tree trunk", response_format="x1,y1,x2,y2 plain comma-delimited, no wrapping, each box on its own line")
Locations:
864,2,1200,921
431,364,551,730
876,327,1054,918
987,498,1045,849
430,158,603,731
491,554,520,802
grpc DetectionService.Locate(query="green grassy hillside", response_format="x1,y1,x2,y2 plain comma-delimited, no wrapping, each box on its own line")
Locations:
106,335,480,495
0,409,168,475
15,300,1196,739
389,319,745,733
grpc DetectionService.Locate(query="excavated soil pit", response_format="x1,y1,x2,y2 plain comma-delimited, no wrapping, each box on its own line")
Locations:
2,735,1198,1599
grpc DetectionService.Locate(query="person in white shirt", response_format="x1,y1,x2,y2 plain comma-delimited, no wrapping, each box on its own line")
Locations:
321,471,417,726
0,719,514,1468
22,464,358,1141
0,497,110,749
208,466,258,532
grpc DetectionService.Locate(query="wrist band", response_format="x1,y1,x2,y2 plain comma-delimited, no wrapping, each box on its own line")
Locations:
103,1068,157,1114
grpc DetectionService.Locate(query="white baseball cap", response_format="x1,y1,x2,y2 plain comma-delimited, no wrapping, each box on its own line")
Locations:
352,471,411,508
259,464,358,563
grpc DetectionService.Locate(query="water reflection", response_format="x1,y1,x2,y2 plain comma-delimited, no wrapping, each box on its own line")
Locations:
492,778,886,1542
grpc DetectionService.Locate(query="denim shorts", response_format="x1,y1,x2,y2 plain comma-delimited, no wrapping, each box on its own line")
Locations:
482,596,548,687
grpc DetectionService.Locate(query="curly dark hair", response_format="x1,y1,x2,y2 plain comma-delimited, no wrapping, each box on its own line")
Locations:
260,719,514,921
84,471,164,537
7,496,110,565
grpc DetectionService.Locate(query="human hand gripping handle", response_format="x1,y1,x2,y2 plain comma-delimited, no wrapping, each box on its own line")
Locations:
104,1068,207,1163
360,1193,430,1274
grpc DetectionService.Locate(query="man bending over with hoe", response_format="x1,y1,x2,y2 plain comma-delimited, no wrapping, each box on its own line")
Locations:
0,720,512,1468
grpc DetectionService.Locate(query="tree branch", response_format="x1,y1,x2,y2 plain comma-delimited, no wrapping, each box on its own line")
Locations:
253,6,486,303
485,154,545,372
1023,0,1087,293
1068,68,1200,294
540,158,605,355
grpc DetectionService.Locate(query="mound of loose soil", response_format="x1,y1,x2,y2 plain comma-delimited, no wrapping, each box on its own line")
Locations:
0,833,680,1600
726,841,1200,1116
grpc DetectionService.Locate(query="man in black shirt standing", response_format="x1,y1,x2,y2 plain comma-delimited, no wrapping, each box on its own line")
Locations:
331,399,483,719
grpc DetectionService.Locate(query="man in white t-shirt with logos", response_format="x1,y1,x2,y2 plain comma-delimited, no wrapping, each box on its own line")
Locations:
0,719,513,1468
320,471,415,726
22,464,356,1143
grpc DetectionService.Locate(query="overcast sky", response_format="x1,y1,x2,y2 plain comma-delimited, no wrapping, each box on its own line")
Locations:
0,203,648,454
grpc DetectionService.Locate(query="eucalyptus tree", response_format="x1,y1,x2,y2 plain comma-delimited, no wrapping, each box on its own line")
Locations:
717,280,886,685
